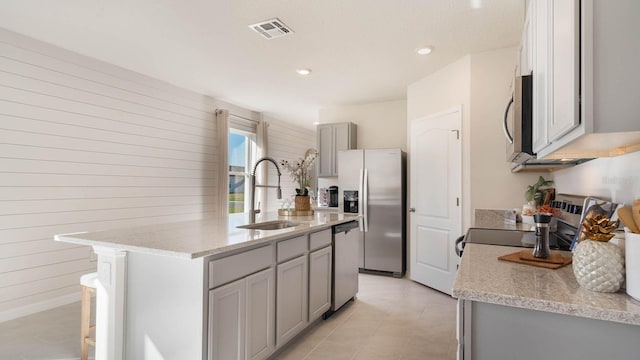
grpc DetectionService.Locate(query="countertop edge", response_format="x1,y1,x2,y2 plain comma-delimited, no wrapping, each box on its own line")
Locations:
452,288,640,326
55,216,358,259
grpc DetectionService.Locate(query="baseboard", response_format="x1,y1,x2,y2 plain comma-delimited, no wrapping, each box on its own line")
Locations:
0,292,81,323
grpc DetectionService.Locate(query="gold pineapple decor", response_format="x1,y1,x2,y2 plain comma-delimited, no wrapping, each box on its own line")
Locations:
573,213,624,293
580,214,618,242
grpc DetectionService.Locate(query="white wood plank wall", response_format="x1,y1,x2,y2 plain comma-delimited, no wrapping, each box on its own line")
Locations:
0,29,219,321
265,118,316,212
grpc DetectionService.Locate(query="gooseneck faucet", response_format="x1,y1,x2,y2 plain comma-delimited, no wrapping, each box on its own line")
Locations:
249,157,282,223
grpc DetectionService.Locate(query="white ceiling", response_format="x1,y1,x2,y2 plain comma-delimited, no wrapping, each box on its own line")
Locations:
0,0,524,129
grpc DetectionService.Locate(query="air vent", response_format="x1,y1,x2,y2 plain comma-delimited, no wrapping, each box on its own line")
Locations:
249,18,294,39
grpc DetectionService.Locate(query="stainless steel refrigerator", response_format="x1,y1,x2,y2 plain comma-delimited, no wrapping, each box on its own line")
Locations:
338,148,406,276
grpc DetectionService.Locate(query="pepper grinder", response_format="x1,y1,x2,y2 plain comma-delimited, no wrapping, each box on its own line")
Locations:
533,213,552,259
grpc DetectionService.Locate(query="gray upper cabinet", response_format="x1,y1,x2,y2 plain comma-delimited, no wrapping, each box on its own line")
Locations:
317,122,357,177
530,0,640,159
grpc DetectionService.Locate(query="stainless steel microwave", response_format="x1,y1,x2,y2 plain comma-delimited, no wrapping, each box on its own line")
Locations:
504,74,533,163
504,75,592,172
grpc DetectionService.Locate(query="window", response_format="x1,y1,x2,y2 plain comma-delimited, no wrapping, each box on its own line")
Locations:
228,129,256,214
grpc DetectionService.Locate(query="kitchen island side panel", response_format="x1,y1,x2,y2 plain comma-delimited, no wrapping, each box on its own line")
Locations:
125,252,206,360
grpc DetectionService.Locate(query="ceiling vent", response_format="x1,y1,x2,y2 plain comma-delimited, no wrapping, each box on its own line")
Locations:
249,18,294,39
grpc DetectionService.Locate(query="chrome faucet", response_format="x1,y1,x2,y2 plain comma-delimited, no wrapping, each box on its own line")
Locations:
249,157,282,223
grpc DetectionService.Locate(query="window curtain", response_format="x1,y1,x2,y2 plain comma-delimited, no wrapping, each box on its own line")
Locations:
216,109,229,218
256,118,269,210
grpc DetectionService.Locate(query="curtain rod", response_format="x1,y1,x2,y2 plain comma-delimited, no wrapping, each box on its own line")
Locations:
216,108,260,123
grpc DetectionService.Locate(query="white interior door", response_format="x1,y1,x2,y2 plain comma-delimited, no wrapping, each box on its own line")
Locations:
409,107,462,295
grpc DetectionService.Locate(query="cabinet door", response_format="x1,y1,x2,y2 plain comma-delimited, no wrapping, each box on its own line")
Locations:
532,0,551,153
519,0,533,75
276,255,308,347
333,123,351,176
548,0,579,141
245,268,275,360
209,279,245,360
317,124,334,177
308,246,332,321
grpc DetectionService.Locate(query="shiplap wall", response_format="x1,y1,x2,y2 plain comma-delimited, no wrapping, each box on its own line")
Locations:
0,28,219,321
264,117,316,212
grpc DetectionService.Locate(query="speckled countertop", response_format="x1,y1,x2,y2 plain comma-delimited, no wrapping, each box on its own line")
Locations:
474,208,534,231
452,243,640,326
55,212,359,259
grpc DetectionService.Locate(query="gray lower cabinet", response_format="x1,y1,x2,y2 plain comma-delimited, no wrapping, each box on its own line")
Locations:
209,268,275,360
209,278,245,360
276,255,309,347
459,299,640,360
245,269,275,360
308,246,332,321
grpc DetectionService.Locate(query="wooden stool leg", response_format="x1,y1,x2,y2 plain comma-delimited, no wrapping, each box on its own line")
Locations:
80,285,91,360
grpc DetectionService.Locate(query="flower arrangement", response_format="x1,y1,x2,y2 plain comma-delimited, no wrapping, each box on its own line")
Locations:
536,204,560,217
280,148,318,196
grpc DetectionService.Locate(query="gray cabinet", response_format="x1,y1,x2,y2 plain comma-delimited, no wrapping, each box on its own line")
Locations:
532,0,580,153
308,245,332,321
458,299,640,360
530,0,640,159
209,279,245,360
208,244,275,360
276,255,308,347
208,268,275,360
245,269,275,360
317,122,356,177
208,267,275,360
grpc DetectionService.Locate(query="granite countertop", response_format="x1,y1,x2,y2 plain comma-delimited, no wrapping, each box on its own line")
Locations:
473,208,534,231
452,243,640,326
55,212,359,259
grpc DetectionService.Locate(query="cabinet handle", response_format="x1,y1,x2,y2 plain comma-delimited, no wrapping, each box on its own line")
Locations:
408,208,416,213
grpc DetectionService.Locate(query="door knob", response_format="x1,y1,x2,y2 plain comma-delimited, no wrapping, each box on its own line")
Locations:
408,208,416,213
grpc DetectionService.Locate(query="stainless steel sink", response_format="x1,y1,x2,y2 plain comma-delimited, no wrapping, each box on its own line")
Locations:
237,220,300,231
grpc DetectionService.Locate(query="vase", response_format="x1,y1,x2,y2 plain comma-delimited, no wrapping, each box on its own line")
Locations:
294,195,311,211
572,240,625,293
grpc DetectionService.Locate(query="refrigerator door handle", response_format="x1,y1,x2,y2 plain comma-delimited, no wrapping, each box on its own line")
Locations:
363,168,369,233
358,168,364,231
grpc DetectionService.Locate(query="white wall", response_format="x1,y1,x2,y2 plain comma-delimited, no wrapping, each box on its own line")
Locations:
552,151,640,205
408,55,473,230
319,100,407,150
407,49,548,232
263,116,316,212
0,28,221,321
469,48,544,214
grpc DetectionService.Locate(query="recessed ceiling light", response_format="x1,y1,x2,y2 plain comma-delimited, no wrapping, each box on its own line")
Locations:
313,121,320,125
296,68,312,76
416,47,433,56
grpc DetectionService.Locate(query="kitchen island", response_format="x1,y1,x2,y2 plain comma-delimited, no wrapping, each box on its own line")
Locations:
453,243,640,360
55,212,359,360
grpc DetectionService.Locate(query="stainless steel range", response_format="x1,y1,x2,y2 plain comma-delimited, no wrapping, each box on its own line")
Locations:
458,194,590,257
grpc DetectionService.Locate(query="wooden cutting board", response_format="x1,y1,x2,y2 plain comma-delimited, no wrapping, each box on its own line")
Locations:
498,250,572,269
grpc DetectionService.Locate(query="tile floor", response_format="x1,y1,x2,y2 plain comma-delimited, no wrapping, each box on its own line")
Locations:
274,274,457,360
0,274,456,360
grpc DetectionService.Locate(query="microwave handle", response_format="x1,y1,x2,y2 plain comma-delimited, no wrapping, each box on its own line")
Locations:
503,96,514,144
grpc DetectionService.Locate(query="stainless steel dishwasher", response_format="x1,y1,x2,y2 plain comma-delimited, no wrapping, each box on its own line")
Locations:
331,221,360,312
